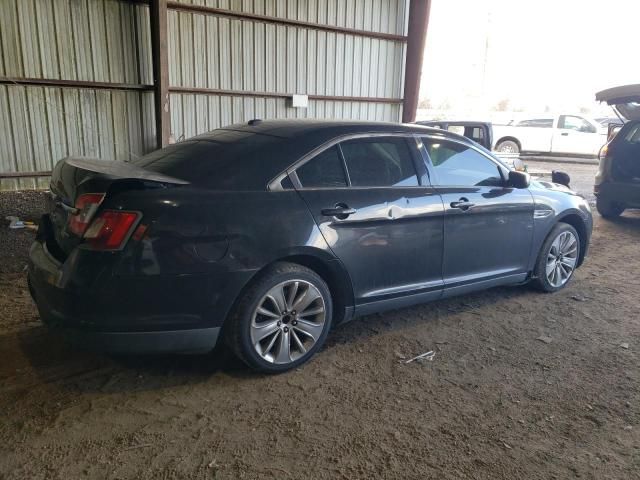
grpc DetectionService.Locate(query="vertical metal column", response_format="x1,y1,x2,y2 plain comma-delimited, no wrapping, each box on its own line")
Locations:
402,0,432,123
150,0,171,148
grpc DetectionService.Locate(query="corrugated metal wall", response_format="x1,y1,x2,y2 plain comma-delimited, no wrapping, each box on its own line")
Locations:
168,0,408,139
0,86,155,190
0,0,154,190
0,0,409,190
171,0,407,34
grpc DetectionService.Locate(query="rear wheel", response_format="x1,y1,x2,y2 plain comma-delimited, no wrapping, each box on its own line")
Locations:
533,223,580,292
496,140,520,154
225,262,332,373
596,197,624,219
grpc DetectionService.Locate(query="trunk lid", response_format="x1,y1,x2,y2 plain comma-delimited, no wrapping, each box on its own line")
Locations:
46,157,188,257
596,84,640,121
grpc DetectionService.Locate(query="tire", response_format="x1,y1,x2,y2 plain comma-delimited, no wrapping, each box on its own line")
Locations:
596,197,624,219
533,223,581,293
496,140,520,154
225,262,333,373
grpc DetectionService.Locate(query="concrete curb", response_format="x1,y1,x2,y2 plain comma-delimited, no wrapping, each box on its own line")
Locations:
519,156,598,166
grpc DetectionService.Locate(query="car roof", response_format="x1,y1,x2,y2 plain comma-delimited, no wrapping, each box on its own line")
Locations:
197,119,445,140
416,120,490,125
203,119,481,152
158,120,485,190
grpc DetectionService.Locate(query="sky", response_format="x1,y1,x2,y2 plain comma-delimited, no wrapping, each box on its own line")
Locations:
420,0,639,115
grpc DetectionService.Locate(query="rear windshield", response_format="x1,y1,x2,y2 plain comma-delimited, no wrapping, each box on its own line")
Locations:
132,129,283,188
623,124,640,144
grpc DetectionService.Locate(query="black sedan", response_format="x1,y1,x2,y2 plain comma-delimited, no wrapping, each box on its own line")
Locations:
28,120,593,372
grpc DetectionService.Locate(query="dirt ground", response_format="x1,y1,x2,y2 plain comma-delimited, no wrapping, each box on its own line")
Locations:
1,163,639,479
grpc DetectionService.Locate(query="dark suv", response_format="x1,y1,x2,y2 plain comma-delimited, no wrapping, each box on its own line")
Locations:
595,85,640,218
28,120,592,372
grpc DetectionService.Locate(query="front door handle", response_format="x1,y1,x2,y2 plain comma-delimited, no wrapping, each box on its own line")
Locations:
450,198,475,211
561,132,569,136
321,203,356,219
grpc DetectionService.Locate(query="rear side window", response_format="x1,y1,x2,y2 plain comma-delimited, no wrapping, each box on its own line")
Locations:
447,126,465,136
516,118,553,128
422,139,503,187
340,137,418,187
297,146,347,188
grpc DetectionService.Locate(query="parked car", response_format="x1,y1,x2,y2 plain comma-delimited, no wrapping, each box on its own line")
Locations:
493,114,607,156
595,117,626,142
595,116,625,128
28,120,593,372
415,121,529,171
415,120,493,151
595,85,640,218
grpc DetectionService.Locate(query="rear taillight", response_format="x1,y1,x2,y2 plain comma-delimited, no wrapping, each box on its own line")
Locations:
598,143,609,162
595,143,611,192
83,210,140,250
68,193,105,236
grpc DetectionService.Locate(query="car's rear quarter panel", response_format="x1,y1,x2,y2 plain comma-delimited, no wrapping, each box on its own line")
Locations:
102,186,338,329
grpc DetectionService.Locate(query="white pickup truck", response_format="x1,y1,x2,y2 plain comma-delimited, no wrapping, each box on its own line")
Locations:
493,114,608,156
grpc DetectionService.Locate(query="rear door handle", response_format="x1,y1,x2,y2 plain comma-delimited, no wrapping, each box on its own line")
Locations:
321,204,356,219
450,198,475,211
561,132,569,136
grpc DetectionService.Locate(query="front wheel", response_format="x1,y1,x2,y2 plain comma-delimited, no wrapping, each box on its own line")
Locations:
533,223,580,292
225,262,333,373
496,140,520,154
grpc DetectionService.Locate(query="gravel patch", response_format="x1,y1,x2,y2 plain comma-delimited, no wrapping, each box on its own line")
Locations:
0,191,47,274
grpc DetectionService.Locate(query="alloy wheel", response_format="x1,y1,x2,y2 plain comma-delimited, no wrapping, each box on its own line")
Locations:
500,144,516,153
250,280,326,364
545,231,578,288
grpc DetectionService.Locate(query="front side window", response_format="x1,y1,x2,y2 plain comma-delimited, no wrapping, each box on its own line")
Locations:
422,139,504,187
296,146,347,188
339,137,418,187
558,115,596,133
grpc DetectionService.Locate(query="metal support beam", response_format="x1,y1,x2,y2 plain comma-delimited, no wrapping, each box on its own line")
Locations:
0,171,51,179
166,1,408,43
0,77,153,92
150,0,170,148
402,0,431,123
169,86,403,104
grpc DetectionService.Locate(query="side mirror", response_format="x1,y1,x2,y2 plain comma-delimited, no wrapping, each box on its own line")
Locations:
551,170,571,187
508,170,530,189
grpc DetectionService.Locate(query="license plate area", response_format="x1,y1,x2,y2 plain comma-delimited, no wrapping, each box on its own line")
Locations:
46,192,70,231
37,213,69,263
36,213,53,242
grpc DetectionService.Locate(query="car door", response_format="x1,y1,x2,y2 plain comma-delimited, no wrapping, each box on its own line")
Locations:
419,136,534,296
291,135,444,309
552,115,603,155
513,118,555,152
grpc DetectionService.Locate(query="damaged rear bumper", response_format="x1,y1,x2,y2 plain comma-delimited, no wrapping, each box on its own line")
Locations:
27,233,222,354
